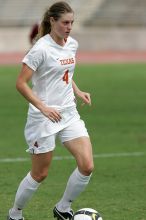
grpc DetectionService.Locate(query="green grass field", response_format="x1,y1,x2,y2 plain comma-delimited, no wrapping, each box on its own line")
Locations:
0,63,146,220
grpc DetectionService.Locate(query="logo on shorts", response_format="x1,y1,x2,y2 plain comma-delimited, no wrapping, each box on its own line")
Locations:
34,141,38,148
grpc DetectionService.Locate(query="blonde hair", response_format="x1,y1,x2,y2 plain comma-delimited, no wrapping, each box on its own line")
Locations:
37,1,73,39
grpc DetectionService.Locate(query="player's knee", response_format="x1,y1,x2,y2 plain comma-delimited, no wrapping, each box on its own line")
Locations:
32,171,48,182
81,162,94,176
85,164,94,176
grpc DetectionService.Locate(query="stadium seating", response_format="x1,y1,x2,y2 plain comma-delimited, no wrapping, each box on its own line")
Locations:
0,0,99,28
0,0,145,28
0,0,145,27
0,0,145,52
85,0,146,27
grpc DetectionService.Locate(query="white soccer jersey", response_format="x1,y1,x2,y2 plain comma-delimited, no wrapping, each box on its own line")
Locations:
22,34,78,119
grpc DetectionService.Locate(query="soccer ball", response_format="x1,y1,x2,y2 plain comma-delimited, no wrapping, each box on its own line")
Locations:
72,208,103,220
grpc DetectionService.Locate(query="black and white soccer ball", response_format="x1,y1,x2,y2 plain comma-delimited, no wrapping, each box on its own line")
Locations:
72,208,103,220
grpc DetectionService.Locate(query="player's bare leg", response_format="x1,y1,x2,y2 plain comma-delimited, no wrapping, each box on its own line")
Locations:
64,137,94,176
31,151,53,182
8,152,53,220
54,137,94,219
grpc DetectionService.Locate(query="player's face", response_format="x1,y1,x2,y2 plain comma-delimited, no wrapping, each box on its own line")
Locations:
51,13,74,39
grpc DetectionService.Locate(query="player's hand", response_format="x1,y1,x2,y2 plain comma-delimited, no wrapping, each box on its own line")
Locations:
77,91,91,106
41,106,62,123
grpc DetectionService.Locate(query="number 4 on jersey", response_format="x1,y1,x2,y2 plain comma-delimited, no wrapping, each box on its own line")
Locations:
63,70,69,84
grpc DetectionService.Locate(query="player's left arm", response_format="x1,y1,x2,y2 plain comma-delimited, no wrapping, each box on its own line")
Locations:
72,80,91,106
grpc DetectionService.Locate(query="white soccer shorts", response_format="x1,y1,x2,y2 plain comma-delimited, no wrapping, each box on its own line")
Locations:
25,107,89,154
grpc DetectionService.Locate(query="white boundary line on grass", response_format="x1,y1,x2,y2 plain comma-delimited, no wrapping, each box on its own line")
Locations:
0,151,145,163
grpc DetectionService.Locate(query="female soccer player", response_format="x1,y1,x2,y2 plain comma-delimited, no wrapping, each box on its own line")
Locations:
8,2,94,220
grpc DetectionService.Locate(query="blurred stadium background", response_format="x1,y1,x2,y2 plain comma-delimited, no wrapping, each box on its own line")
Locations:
0,0,146,64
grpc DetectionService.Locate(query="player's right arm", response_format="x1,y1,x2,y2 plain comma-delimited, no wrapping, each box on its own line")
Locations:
16,63,61,122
